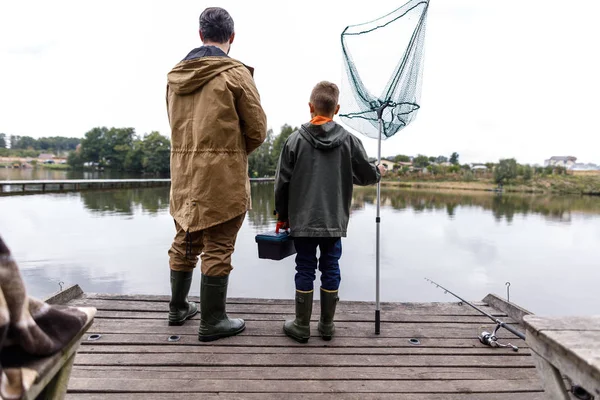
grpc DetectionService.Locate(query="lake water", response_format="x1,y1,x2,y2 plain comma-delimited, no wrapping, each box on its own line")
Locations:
1,177,599,316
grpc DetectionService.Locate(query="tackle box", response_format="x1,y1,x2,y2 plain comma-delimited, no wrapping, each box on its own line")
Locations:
255,230,296,260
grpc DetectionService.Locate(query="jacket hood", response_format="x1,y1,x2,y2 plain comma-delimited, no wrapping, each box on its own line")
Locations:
299,122,348,150
167,47,249,95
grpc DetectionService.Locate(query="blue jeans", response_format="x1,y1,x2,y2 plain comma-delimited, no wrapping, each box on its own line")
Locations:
293,237,342,292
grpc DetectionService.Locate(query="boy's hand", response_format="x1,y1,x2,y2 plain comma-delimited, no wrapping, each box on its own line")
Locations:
276,220,289,233
378,164,387,176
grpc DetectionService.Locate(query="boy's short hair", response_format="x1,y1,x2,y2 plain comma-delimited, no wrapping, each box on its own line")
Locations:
199,7,235,44
310,81,340,114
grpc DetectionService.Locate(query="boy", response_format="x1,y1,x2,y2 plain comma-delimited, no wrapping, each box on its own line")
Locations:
274,81,386,343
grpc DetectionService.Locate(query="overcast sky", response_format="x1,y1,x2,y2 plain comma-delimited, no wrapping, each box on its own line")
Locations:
1,1,598,164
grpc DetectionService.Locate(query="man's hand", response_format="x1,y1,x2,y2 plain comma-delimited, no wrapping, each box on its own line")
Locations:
378,164,387,176
276,220,289,233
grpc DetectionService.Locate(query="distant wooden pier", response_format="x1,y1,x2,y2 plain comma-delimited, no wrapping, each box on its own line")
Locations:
59,291,550,399
0,178,274,195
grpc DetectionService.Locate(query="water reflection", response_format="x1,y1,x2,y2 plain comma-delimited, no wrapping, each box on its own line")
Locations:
80,187,169,216
72,184,600,225
2,183,599,315
351,187,600,224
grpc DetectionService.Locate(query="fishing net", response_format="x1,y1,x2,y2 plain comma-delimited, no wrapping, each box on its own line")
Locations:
340,0,429,139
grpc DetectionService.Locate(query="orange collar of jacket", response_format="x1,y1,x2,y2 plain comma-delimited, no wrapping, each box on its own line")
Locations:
310,116,333,125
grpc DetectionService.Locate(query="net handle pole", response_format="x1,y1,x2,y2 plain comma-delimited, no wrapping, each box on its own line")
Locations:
375,103,387,335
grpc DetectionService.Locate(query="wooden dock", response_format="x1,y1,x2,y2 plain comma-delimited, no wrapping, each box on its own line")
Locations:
0,178,274,194
60,292,551,399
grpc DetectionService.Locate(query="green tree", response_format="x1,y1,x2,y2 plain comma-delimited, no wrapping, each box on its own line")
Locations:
124,138,144,172
104,127,135,170
523,165,533,180
11,135,38,150
0,133,6,148
413,154,430,168
248,129,275,177
80,127,108,165
67,149,84,168
450,152,459,165
494,158,518,184
394,154,411,163
271,124,296,167
428,156,437,163
435,155,448,164
448,165,461,173
430,165,444,175
142,131,170,174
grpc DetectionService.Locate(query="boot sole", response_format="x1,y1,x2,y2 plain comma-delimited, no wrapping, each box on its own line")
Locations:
318,329,333,341
168,308,199,326
283,327,310,343
318,324,334,341
198,324,246,342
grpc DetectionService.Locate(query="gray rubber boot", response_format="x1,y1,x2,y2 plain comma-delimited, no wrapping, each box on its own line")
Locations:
168,270,198,326
317,288,339,340
198,274,245,342
283,290,313,343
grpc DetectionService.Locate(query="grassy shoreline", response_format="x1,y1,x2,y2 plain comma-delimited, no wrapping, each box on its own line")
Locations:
381,175,600,196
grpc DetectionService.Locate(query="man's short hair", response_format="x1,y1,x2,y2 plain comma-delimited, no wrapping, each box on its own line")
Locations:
310,81,340,114
199,7,234,44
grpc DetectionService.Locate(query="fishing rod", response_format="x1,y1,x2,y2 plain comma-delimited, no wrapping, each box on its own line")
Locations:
424,278,525,351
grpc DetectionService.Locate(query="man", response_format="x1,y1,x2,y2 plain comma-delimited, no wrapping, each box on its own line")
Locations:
166,7,267,342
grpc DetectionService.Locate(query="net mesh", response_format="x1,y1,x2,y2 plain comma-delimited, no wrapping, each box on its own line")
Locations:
340,0,429,139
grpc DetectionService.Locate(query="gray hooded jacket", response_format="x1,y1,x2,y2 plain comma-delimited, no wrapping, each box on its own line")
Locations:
274,121,380,237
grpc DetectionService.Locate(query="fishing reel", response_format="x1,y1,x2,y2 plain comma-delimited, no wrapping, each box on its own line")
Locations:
478,324,519,352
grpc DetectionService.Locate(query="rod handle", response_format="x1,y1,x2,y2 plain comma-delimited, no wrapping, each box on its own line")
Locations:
375,310,381,335
501,322,526,340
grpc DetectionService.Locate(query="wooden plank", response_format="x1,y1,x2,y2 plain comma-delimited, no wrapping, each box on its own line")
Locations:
77,333,529,348
62,295,542,398
22,314,94,399
544,330,600,350
530,350,571,400
73,352,535,368
45,284,84,305
524,315,600,331
82,294,490,307
70,365,539,381
40,352,77,400
84,319,524,339
66,393,548,400
482,293,533,323
76,344,529,356
92,309,508,324
526,329,600,398
70,299,503,316
67,378,542,393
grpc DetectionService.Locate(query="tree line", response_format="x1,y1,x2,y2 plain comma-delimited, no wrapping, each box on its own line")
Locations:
67,127,170,174
0,133,80,157
248,124,296,178
384,151,567,185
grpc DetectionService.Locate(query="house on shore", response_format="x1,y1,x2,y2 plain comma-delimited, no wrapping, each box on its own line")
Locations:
544,156,577,168
380,159,398,171
470,163,488,172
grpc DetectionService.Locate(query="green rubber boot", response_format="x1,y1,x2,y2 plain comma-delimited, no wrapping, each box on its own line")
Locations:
168,270,198,326
318,288,339,341
198,275,245,342
283,290,313,343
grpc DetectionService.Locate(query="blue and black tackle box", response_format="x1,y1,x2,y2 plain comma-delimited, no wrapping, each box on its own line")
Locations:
255,230,296,260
